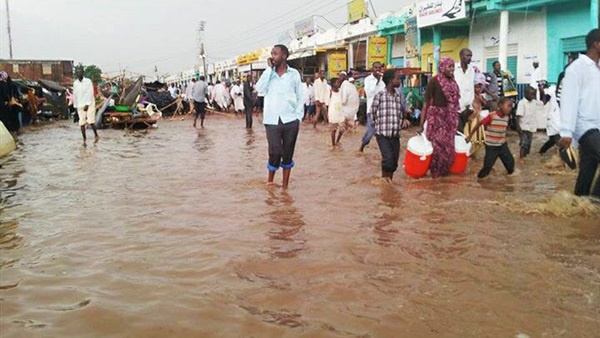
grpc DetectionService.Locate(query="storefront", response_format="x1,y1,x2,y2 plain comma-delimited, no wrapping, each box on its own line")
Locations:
376,5,414,68
416,0,470,74
546,0,598,82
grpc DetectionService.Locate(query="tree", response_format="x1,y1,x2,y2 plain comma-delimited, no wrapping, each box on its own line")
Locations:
74,63,103,83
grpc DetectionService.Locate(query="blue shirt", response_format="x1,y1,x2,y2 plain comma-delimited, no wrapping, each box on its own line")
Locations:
560,54,600,141
255,65,304,125
191,80,208,103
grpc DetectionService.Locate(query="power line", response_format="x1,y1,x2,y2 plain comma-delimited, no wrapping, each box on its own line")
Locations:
208,0,344,56
206,0,327,46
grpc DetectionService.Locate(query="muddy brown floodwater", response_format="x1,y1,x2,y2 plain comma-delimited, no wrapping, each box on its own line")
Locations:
1,115,599,338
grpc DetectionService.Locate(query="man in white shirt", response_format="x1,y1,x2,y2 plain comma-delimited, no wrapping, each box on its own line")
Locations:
558,29,600,197
529,61,544,88
168,84,177,98
185,79,196,114
360,61,385,152
339,71,359,124
230,79,244,116
454,48,476,112
313,70,329,127
73,67,98,145
302,77,314,121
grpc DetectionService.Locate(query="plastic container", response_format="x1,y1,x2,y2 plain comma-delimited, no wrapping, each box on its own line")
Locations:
449,133,472,175
115,105,131,112
0,121,16,158
404,134,433,179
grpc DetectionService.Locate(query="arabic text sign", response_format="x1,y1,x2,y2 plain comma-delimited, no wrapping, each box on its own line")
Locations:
328,52,347,75
417,0,465,28
368,37,388,66
295,17,316,38
347,0,368,23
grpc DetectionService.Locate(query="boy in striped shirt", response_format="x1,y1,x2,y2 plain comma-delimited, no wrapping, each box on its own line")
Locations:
467,98,515,179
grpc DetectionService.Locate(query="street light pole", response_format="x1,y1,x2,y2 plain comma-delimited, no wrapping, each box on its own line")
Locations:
5,0,14,59
198,21,208,80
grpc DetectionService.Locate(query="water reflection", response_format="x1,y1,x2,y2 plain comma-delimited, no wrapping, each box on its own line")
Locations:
193,129,214,153
372,185,402,247
264,190,306,258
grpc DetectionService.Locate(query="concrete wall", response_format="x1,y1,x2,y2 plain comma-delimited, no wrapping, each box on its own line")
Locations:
469,10,547,84
546,0,597,83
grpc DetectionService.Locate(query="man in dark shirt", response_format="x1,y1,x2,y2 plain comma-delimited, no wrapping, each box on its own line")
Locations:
243,74,255,129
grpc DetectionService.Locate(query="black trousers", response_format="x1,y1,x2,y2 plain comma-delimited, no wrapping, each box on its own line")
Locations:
244,101,253,128
539,134,560,154
194,101,206,119
519,131,533,155
376,134,400,173
575,129,600,197
265,119,299,171
478,143,515,178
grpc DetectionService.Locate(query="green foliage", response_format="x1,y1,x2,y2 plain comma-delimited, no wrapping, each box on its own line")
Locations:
74,63,103,83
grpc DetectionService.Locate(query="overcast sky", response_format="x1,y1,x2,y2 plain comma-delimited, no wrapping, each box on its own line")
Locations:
0,0,409,78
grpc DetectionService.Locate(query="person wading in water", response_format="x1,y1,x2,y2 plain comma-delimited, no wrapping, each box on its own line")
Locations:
255,44,304,189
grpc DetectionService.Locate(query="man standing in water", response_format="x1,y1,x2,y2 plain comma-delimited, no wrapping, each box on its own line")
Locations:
313,69,329,127
256,44,304,189
192,76,209,128
73,67,98,145
454,48,477,112
360,61,385,152
558,29,600,198
243,74,255,129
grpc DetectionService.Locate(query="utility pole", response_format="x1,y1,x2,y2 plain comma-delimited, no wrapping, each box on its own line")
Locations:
198,21,207,80
5,0,14,59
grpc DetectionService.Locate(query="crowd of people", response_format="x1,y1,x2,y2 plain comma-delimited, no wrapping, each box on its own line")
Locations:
4,29,598,199
252,29,599,198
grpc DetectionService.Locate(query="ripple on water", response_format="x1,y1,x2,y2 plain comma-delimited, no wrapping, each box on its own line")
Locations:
1,119,599,337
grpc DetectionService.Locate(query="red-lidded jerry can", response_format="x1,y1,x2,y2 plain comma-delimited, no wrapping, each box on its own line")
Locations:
404,134,433,179
449,133,472,175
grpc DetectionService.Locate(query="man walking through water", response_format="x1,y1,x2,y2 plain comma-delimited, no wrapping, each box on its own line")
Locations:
558,29,600,198
360,61,385,152
192,76,209,128
256,44,304,189
73,67,98,145
313,69,329,127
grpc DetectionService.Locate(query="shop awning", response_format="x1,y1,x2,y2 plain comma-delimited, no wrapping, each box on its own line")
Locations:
252,61,268,70
238,64,251,73
288,49,316,61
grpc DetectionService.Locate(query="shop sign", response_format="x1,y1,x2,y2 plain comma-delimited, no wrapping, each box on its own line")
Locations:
328,52,347,75
295,17,316,38
347,0,368,23
405,16,419,58
368,36,387,65
417,0,466,28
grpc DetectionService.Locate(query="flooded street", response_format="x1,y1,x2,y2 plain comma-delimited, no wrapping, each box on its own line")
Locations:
1,115,599,337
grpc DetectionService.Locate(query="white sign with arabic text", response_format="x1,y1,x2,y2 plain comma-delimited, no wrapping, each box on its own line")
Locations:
417,0,466,28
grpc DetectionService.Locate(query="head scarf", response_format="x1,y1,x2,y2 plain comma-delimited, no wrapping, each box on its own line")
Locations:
475,72,488,86
437,57,455,75
435,57,460,113
0,71,8,81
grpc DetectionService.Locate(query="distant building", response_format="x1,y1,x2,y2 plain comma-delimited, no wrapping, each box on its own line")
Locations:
0,59,74,85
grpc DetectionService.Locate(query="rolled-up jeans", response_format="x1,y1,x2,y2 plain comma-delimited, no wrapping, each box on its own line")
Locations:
361,115,375,146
